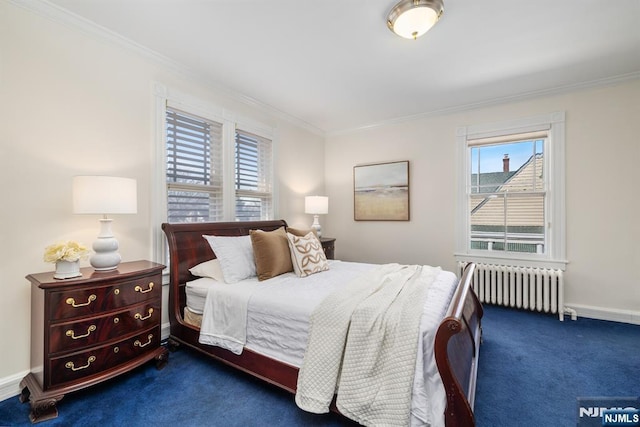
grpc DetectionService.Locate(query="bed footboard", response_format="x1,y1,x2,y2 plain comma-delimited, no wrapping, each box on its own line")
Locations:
435,262,482,427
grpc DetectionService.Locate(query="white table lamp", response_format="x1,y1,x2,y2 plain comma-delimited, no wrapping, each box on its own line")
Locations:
73,176,137,271
305,196,328,238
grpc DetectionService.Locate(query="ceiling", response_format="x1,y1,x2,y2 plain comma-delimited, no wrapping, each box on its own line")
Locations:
45,0,640,134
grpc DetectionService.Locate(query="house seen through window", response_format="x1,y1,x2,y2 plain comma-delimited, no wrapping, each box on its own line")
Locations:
470,138,545,254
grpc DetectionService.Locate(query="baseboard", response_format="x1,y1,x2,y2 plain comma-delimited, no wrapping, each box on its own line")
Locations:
161,321,171,341
569,304,640,325
0,369,29,402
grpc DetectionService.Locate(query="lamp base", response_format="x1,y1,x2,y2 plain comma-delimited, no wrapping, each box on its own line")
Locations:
90,219,121,271
310,215,322,238
90,247,121,270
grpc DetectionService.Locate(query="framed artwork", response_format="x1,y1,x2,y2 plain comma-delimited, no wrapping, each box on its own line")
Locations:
354,160,410,221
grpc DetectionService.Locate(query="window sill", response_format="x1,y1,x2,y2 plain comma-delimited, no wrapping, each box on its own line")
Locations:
454,252,568,271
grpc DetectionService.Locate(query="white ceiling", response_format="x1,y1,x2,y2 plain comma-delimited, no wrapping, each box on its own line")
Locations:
45,0,640,134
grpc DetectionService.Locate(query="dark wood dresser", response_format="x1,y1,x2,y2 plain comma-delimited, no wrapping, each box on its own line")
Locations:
20,260,168,423
320,237,336,260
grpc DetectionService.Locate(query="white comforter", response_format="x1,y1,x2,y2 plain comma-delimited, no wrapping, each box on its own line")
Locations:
296,264,441,426
194,260,456,426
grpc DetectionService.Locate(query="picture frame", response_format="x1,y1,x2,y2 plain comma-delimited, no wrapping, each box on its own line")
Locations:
354,160,410,221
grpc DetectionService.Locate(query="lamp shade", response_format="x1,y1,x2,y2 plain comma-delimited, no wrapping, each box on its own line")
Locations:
305,196,328,215
73,176,137,215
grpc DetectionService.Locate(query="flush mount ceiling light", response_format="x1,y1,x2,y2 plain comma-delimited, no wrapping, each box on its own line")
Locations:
387,0,444,40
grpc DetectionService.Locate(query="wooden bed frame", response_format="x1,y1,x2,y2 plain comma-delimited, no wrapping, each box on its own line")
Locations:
162,220,482,427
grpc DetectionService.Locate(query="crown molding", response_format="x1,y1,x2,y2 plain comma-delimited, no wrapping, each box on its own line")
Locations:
12,0,639,139
10,0,325,137
327,71,640,137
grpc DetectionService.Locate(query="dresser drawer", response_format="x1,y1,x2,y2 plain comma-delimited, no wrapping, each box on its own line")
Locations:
46,327,161,389
48,302,160,354
48,274,160,320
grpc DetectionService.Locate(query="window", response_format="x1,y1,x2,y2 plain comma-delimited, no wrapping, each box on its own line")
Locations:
166,108,223,223
164,104,273,224
456,112,566,269
470,134,545,254
235,129,273,221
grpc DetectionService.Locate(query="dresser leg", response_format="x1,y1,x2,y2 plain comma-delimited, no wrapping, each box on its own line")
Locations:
155,347,170,370
28,397,63,423
19,374,64,423
19,384,30,404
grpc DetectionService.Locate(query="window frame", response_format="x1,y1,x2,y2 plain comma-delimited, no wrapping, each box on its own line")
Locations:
152,84,276,264
455,112,567,270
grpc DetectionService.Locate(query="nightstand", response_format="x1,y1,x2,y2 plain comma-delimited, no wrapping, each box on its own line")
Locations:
320,237,336,260
19,260,168,423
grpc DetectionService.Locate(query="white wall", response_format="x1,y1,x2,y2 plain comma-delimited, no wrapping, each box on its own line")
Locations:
0,2,324,392
325,79,640,322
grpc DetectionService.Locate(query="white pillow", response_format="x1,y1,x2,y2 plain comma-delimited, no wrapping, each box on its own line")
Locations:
189,259,225,282
286,232,329,278
202,235,256,283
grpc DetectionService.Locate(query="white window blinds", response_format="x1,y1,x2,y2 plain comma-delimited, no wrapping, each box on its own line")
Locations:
166,108,223,222
235,129,273,221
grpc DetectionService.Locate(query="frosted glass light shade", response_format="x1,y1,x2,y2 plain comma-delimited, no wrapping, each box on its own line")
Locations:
73,176,137,214
387,0,444,40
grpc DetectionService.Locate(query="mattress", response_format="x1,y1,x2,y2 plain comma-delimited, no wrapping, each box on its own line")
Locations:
185,278,212,315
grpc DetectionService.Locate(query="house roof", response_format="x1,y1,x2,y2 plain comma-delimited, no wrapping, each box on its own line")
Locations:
471,154,544,227
470,172,516,194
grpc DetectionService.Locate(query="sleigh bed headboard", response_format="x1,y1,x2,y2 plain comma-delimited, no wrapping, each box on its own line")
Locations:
162,220,287,286
161,220,288,329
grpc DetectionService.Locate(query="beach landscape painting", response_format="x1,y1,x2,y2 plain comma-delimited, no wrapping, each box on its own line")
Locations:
354,161,409,221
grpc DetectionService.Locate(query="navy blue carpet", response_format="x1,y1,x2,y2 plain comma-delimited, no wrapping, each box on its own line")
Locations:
1,306,639,426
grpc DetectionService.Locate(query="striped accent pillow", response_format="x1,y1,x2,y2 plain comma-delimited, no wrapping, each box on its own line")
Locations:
286,232,329,277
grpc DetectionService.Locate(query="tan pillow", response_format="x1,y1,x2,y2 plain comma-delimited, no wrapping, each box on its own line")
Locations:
286,232,329,278
287,227,318,237
250,227,293,281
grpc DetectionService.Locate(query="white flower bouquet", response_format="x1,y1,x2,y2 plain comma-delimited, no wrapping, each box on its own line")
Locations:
43,241,90,263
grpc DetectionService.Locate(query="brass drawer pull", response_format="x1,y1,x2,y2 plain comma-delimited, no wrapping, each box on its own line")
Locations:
66,294,97,308
134,308,154,321
65,356,96,371
134,334,153,348
134,282,154,294
66,325,97,340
